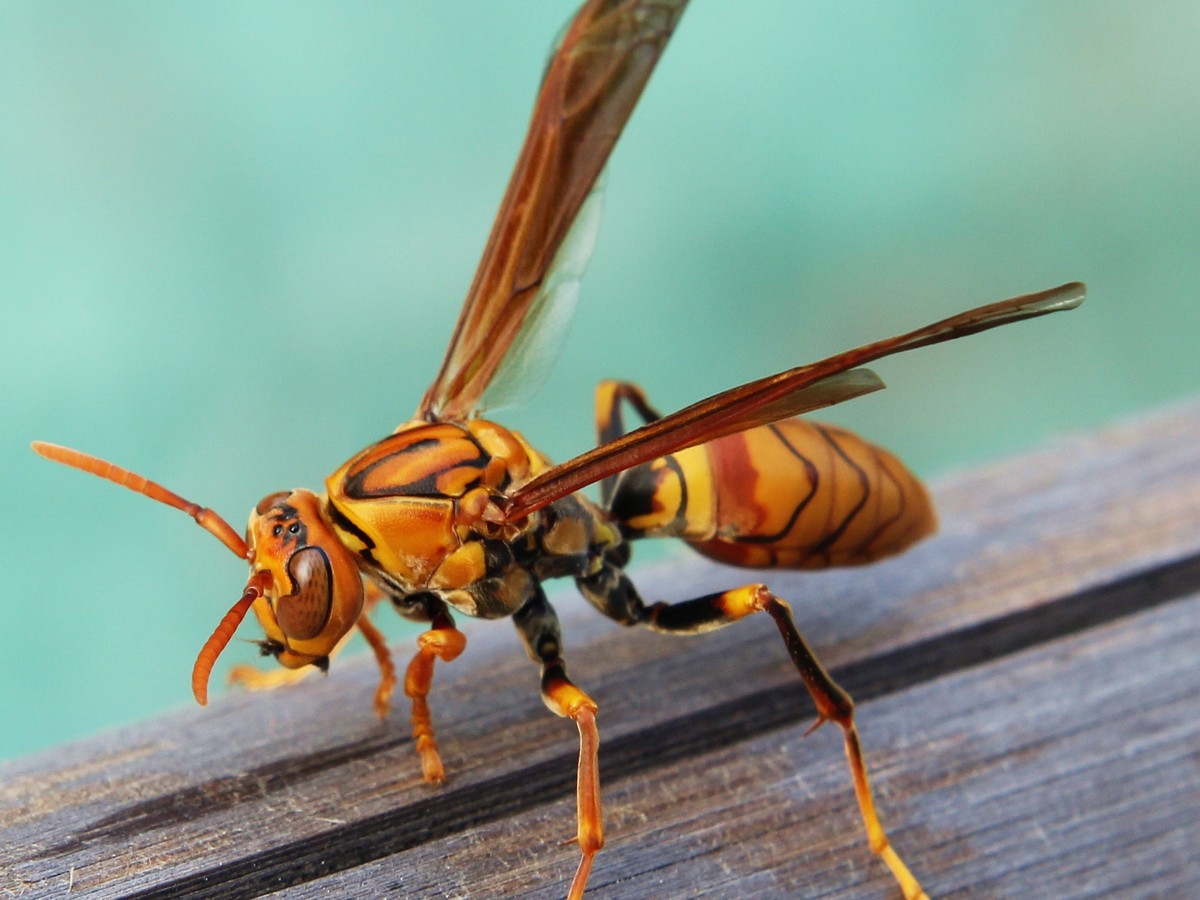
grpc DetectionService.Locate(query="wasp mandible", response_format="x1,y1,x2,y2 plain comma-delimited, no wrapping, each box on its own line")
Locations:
34,1,1084,897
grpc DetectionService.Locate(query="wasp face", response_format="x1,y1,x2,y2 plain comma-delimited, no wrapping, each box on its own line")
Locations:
245,489,365,670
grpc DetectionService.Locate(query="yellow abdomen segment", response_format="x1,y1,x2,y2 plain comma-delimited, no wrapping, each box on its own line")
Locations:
610,419,936,570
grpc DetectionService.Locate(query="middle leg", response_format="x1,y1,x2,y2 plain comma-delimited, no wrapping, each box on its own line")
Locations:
513,587,603,900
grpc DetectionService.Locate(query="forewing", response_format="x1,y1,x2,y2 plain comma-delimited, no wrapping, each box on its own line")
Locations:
503,282,1085,520
418,0,689,421
475,171,606,414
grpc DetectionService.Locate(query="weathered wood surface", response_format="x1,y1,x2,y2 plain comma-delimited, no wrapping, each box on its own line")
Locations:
3,401,1200,899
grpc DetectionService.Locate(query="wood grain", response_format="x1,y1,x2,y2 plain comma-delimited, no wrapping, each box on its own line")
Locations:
3,401,1199,899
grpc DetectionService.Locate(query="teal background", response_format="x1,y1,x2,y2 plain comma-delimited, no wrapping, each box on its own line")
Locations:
2,2,1198,760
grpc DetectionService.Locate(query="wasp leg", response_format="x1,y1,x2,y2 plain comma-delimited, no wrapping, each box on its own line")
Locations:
595,379,662,441
356,610,397,719
403,603,466,784
514,587,603,900
354,581,398,718
594,380,662,505
578,569,927,900
227,651,335,692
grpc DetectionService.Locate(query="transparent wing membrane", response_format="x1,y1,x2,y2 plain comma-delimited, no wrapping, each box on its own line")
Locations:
418,1,687,421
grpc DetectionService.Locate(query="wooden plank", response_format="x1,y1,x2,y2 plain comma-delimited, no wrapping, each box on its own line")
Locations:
2,400,1200,898
280,594,1200,899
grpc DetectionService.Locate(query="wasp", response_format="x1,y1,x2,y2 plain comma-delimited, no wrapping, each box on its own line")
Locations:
34,1,1084,897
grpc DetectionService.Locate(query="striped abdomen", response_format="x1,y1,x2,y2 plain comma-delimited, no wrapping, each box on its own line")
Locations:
607,419,936,569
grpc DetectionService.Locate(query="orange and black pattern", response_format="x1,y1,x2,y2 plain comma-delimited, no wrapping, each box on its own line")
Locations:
609,418,936,570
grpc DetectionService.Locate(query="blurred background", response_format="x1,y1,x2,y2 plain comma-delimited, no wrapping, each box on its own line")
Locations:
2,1,1197,759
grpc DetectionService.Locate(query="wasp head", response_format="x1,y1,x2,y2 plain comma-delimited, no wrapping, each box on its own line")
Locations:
243,489,365,671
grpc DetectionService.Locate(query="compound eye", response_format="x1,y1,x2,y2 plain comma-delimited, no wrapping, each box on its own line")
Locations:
274,546,333,640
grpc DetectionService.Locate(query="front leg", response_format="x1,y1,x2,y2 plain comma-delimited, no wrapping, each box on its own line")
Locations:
399,594,466,784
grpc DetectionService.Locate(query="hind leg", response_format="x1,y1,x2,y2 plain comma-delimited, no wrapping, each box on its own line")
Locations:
578,567,927,899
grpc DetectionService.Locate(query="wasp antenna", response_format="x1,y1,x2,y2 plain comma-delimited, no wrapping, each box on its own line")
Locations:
192,574,270,705
32,441,249,559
